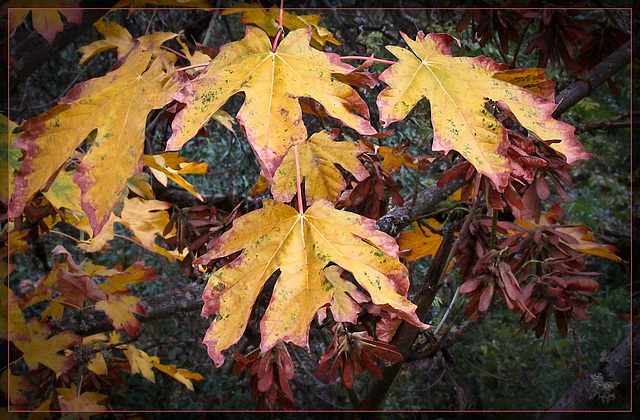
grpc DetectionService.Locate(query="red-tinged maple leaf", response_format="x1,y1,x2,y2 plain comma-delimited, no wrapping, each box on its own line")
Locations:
8,45,180,235
12,318,81,373
51,246,107,308
56,384,107,415
167,27,376,179
99,261,157,294
194,200,426,367
95,295,146,337
377,31,589,191
5,0,82,44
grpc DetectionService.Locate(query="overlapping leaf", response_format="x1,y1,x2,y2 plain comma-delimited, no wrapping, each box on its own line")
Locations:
377,31,589,190
222,3,340,49
272,130,368,204
12,318,80,373
144,152,209,201
194,200,426,367
397,219,443,262
168,27,376,179
78,19,178,65
9,45,180,235
95,295,146,337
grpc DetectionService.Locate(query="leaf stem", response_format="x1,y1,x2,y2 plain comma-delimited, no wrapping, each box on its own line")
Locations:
341,56,396,65
49,230,80,243
175,63,209,72
293,145,304,213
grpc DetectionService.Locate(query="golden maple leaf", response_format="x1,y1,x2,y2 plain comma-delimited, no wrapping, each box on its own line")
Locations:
377,31,589,191
272,129,369,205
168,27,376,179
56,384,107,414
8,45,180,235
78,19,178,65
143,152,209,202
12,318,80,373
95,295,146,337
222,3,340,49
194,200,426,367
397,219,443,262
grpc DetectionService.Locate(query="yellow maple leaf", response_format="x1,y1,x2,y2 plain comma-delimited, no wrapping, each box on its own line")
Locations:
5,0,82,43
8,45,180,235
148,356,204,391
95,294,146,337
168,27,375,179
194,200,426,367
44,170,175,254
377,32,589,191
397,219,444,262
12,318,80,373
222,3,340,49
272,130,369,205
124,344,156,382
56,384,107,414
78,18,178,65
143,152,209,201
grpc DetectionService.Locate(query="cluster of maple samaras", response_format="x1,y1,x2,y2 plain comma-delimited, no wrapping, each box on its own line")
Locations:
6,13,593,373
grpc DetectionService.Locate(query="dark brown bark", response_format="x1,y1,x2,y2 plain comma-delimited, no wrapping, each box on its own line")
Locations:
544,328,637,417
553,35,636,117
51,282,205,336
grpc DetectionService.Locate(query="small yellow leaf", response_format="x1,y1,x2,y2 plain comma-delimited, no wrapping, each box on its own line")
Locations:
222,3,340,48
124,344,155,382
13,319,80,373
149,357,204,391
249,175,270,196
95,295,145,337
272,130,369,205
144,152,209,201
78,19,177,65
397,219,444,262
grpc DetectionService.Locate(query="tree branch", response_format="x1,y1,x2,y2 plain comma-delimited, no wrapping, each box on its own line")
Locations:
553,34,636,117
543,328,637,417
51,283,205,336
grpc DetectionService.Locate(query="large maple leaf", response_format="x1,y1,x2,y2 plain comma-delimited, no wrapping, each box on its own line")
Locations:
194,200,426,367
168,27,376,179
377,32,589,190
8,45,179,235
